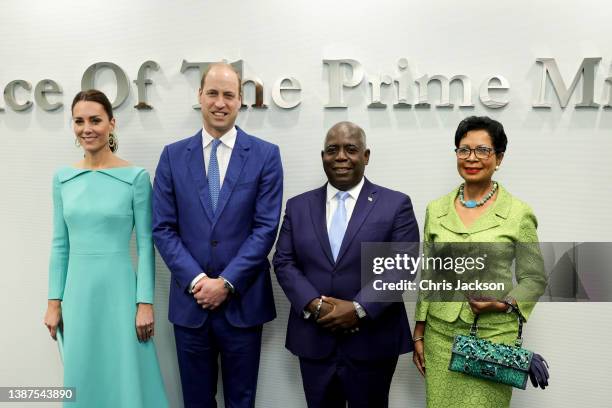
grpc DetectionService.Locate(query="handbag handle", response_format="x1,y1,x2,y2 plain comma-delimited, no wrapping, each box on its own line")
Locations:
470,304,526,347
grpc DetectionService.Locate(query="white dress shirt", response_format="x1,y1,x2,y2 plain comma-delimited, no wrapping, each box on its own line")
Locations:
202,126,237,187
325,177,365,232
189,126,238,292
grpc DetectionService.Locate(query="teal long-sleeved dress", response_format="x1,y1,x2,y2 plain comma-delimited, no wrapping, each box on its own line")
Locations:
48,166,168,408
415,185,547,408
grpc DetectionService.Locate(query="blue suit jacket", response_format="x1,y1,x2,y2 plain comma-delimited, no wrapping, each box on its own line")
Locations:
273,178,419,360
153,126,283,328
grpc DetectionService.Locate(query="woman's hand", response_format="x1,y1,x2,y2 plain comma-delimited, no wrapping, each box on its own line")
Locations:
136,303,155,342
44,300,62,340
467,296,507,315
412,321,426,377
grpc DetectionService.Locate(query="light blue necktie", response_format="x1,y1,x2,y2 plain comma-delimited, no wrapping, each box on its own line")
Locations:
208,139,222,213
329,191,350,261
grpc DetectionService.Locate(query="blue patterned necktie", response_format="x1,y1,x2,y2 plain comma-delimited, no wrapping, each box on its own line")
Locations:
329,191,350,261
208,139,222,213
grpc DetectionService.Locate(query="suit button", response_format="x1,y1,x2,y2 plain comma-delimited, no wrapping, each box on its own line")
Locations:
211,240,218,247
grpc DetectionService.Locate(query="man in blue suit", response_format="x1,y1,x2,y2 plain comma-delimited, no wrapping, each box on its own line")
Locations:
153,62,283,408
273,122,419,408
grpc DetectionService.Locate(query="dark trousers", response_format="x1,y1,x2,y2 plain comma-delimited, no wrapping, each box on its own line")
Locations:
299,352,398,408
174,311,263,408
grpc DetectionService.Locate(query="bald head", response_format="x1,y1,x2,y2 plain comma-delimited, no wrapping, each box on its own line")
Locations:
324,121,367,149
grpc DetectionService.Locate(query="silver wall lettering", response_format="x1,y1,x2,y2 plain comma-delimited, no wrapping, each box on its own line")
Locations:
9,56,612,113
393,58,412,109
81,62,130,109
272,77,301,109
605,76,612,109
533,57,601,108
323,59,364,108
4,80,33,111
242,76,267,109
367,74,392,108
415,74,473,108
34,79,63,111
181,60,213,109
181,59,244,109
134,60,159,110
414,75,430,107
479,75,510,109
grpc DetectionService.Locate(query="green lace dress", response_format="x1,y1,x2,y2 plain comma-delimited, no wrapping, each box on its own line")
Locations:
415,185,546,408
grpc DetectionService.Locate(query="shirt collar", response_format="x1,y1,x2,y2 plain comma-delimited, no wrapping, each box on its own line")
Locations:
326,177,365,203
202,126,237,150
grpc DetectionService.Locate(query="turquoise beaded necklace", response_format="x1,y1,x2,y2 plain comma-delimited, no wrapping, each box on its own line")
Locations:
458,181,498,208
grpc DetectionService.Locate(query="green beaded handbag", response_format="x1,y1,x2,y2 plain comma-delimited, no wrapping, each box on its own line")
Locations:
448,310,533,389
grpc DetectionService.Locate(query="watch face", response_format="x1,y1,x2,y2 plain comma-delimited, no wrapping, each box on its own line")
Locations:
356,307,366,318
222,279,234,293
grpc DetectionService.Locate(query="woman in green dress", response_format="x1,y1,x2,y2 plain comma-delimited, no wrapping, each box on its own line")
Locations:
412,116,547,407
43,90,168,407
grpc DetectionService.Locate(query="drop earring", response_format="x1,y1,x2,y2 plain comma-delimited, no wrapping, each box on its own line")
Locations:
108,133,118,152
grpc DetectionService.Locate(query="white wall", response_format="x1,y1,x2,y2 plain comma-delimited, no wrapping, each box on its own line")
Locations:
1,0,610,406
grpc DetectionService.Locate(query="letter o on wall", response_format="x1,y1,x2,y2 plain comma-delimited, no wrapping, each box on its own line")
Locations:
81,62,130,109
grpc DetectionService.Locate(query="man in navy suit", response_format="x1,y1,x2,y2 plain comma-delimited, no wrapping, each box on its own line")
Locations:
273,122,419,408
153,62,283,408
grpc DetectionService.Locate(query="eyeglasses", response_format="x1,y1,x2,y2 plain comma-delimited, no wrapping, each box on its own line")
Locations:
455,146,495,159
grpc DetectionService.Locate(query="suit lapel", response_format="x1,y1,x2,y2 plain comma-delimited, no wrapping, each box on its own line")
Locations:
335,178,377,265
186,130,214,222
309,186,335,266
467,185,510,234
212,128,251,226
439,185,510,235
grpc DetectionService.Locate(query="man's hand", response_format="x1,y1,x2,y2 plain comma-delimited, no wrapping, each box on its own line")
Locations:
306,298,334,319
193,277,229,310
317,296,359,331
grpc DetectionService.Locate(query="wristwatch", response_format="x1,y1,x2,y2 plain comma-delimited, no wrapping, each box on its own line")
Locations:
353,301,367,319
222,277,235,294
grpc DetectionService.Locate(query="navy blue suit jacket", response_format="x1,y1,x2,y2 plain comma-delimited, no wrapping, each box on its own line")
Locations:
153,127,283,328
273,178,419,360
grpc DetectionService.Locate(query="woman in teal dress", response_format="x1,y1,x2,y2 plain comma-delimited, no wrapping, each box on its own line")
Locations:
43,90,168,407
412,116,547,407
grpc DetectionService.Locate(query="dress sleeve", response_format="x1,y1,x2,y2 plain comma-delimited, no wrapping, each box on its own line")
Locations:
48,173,70,300
508,205,548,321
133,169,155,304
414,206,431,321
